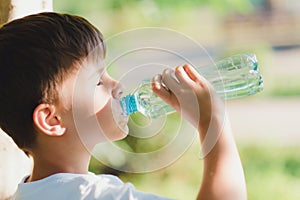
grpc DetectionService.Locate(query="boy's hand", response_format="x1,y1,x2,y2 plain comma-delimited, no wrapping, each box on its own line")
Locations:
153,65,246,199
152,64,223,133
153,65,246,200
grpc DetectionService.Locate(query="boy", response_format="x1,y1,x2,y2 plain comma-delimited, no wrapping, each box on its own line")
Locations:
0,12,246,199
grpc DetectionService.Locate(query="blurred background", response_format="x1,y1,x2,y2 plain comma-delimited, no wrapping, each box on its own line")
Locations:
53,0,300,199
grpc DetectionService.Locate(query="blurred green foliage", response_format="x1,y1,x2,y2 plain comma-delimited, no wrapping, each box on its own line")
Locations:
90,144,300,200
55,0,253,14
54,0,255,37
241,145,300,200
102,0,253,14
269,79,300,97
56,1,300,200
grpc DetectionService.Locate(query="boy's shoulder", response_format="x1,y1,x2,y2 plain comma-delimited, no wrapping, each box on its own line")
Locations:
15,173,123,199
17,172,123,188
15,173,171,200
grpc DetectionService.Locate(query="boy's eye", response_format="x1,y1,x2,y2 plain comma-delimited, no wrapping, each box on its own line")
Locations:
96,70,106,86
97,79,103,86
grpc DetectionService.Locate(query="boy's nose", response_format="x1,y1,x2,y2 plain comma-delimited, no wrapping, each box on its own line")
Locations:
112,81,124,99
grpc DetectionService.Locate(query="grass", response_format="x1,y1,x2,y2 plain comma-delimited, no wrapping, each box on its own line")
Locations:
89,143,300,200
240,145,300,200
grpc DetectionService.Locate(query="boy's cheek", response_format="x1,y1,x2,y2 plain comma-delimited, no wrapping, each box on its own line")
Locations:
72,87,108,117
93,88,110,113
95,99,128,140
95,98,122,125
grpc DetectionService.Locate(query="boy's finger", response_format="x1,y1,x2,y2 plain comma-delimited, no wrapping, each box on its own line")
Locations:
152,74,172,100
161,68,181,92
183,64,207,87
174,66,193,87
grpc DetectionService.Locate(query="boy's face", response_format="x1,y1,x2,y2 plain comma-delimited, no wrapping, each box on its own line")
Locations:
59,59,129,148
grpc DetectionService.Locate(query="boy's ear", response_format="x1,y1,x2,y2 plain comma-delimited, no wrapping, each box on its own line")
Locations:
33,104,66,136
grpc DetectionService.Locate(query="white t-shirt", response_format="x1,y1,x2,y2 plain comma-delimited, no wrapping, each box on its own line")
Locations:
13,173,172,200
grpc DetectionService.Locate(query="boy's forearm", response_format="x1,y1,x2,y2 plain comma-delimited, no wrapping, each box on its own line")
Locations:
197,118,247,200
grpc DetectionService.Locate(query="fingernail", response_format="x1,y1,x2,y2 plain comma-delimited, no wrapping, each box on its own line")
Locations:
155,81,161,89
153,76,161,89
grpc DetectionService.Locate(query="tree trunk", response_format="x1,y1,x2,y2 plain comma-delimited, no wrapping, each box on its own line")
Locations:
0,0,12,26
1,0,53,26
0,1,53,199
0,130,33,200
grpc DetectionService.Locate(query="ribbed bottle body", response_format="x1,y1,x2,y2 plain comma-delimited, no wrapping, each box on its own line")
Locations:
120,53,263,118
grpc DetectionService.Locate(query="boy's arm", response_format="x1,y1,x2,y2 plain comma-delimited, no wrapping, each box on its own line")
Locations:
197,115,246,200
152,65,247,200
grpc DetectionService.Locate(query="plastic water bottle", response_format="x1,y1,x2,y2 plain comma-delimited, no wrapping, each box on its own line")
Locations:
120,53,263,118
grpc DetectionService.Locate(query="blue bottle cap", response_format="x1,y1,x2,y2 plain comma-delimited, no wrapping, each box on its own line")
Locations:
120,95,138,115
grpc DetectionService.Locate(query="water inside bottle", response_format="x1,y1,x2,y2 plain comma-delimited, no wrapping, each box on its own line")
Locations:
120,53,264,117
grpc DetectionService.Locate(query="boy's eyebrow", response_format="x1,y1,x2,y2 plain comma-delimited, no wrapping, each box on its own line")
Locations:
97,67,105,75
90,66,105,79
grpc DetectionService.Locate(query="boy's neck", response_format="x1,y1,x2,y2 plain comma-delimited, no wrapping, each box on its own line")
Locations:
29,155,90,182
28,143,91,182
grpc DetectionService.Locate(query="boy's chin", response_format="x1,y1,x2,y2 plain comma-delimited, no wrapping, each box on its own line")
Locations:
107,126,129,142
83,128,129,150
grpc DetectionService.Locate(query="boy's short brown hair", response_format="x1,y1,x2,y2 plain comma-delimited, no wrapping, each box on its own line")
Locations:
0,12,106,149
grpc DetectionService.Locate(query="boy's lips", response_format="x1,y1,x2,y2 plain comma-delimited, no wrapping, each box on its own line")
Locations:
120,112,129,123
112,98,129,122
